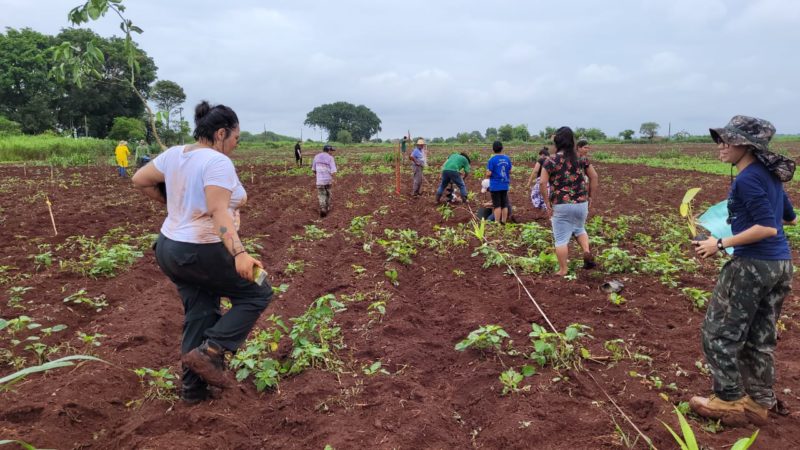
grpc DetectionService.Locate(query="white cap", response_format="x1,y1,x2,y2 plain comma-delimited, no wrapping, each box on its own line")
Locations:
480,179,490,193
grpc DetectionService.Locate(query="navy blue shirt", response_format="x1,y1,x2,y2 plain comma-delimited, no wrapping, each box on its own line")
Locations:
728,162,795,260
486,154,512,191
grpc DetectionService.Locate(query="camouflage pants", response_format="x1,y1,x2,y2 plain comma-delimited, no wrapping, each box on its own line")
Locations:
317,185,332,213
412,165,424,195
701,257,792,407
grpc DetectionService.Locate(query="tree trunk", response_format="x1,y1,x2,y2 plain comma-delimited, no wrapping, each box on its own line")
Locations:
130,81,166,150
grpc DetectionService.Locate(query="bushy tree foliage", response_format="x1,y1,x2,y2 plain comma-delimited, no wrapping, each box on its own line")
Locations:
150,80,186,121
575,127,607,141
498,124,513,142
108,116,146,141
0,116,22,136
618,129,635,140
304,101,382,142
639,122,660,139
512,124,530,141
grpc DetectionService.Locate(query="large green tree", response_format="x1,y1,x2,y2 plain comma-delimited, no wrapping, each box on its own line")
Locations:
0,28,58,133
54,28,156,138
304,101,382,142
151,80,185,123
639,122,660,140
498,124,513,142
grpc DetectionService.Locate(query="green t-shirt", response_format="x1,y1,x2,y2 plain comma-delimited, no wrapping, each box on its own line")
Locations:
442,153,471,174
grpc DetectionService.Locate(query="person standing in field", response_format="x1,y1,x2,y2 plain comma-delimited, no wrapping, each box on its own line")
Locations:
690,115,796,426
541,127,599,276
132,101,273,404
410,138,426,196
577,138,590,158
486,140,512,224
435,152,471,203
526,146,550,212
401,136,409,154
294,140,303,166
312,145,338,217
115,140,130,177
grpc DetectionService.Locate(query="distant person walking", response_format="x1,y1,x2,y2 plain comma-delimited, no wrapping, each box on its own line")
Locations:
131,101,273,404
115,140,130,177
410,138,426,196
526,146,550,212
401,136,409,154
294,140,303,166
435,152,471,203
690,115,796,427
541,127,599,276
312,145,338,217
486,140,512,224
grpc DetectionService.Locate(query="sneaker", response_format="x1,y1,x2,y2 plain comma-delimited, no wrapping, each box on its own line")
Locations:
583,252,597,270
320,210,327,218
740,396,769,425
181,387,210,405
689,395,748,427
181,341,231,389
771,398,790,416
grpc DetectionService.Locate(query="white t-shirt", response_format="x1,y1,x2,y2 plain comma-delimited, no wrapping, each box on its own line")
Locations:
153,145,247,244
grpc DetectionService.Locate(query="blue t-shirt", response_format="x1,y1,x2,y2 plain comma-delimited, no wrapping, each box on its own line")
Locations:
486,154,512,191
728,162,795,260
411,148,424,166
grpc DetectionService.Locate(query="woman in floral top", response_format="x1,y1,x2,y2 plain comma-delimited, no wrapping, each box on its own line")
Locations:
540,126,599,276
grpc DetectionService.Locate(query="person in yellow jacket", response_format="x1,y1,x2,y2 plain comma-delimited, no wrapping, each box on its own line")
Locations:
115,140,130,177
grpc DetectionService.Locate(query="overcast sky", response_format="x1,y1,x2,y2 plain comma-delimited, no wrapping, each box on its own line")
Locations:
2,0,799,139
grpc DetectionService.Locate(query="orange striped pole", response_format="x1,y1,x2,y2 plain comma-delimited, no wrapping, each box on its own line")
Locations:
395,141,401,194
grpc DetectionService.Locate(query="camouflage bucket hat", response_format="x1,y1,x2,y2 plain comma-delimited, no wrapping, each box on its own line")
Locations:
710,115,796,182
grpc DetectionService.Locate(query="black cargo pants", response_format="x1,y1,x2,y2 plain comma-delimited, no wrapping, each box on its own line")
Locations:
154,234,273,394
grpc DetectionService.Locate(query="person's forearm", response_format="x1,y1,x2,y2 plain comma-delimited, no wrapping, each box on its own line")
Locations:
137,185,166,204
721,224,777,248
211,210,245,257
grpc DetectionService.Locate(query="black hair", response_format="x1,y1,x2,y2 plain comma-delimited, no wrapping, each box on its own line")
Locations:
577,139,589,148
459,152,471,164
554,126,577,166
492,140,503,153
193,100,239,142
538,147,550,156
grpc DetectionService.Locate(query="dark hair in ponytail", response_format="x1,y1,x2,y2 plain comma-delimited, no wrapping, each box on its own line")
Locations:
554,126,577,167
193,100,239,142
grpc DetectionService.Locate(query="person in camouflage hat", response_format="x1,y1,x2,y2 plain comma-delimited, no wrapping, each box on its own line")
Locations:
690,115,797,426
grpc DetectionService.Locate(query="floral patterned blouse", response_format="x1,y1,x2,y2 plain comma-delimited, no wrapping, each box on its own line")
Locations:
542,153,590,204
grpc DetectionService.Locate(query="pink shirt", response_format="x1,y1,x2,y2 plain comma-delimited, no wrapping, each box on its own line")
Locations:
312,152,337,185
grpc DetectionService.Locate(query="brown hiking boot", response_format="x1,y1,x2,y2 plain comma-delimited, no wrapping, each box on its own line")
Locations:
741,396,769,425
181,341,231,389
689,395,748,427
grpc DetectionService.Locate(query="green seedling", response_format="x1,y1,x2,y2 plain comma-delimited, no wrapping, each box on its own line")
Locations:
499,368,529,395
272,284,290,294
0,315,41,337
367,301,386,320
609,292,626,305
293,224,332,241
384,269,399,286
77,331,105,348
528,323,592,370
352,265,367,276
0,355,107,392
285,260,305,275
679,187,702,238
681,287,710,309
438,203,454,221
348,215,374,238
660,407,759,450
452,269,465,277
6,286,32,309
455,325,510,353
362,361,389,376
63,289,108,312
134,367,178,402
31,251,53,270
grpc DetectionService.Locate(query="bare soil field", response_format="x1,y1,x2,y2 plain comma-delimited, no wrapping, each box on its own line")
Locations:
1,150,799,449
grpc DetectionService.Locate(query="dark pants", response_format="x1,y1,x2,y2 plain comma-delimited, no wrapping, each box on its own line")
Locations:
702,256,792,407
154,234,273,394
295,150,302,166
436,170,467,199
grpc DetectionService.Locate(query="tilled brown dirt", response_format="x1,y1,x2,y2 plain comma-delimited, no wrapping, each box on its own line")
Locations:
1,156,799,449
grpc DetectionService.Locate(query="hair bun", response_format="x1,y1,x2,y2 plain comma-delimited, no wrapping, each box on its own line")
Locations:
194,101,212,124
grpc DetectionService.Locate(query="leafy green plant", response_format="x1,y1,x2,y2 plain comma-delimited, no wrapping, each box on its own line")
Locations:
0,315,41,337
77,331,105,348
229,316,288,391
285,260,306,275
63,289,108,312
384,268,399,286
362,361,389,376
347,215,374,238
471,243,506,268
609,292,626,305
351,264,367,276
286,295,346,374
597,247,636,274
499,368,527,395
681,287,710,309
528,323,592,369
679,187,702,237
455,325,510,353
519,222,551,252
134,367,178,401
437,203,454,221
377,229,419,264
510,251,558,274
31,251,53,270
293,224,332,241
6,286,32,309
453,269,465,277
59,233,144,278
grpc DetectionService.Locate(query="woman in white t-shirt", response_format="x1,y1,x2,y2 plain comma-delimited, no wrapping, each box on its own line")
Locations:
132,101,272,403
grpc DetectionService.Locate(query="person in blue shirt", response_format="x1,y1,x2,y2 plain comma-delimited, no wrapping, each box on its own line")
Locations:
690,115,796,427
409,138,426,196
486,140,512,224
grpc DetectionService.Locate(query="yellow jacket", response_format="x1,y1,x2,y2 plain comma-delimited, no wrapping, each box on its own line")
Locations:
115,145,130,167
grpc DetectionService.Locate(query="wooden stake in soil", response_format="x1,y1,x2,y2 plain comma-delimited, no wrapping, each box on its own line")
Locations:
50,164,54,182
45,195,58,236
395,141,401,195
23,164,26,177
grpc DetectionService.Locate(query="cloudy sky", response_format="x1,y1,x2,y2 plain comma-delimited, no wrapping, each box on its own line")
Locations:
2,0,799,139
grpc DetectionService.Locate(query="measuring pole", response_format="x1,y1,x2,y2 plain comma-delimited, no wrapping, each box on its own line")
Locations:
395,140,401,194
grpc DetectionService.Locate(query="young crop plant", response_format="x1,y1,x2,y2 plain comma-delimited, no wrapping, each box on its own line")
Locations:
134,367,178,402
609,292,626,306
681,287,710,310
384,268,399,286
59,233,144,278
31,251,53,270
0,355,107,392
528,323,592,370
367,300,387,321
293,224,332,241
454,325,510,353
6,286,32,309
63,289,108,312
377,229,419,264
362,360,390,376
77,332,105,348
229,319,287,392
519,222,551,253
437,203,454,221
510,251,558,275
286,294,346,375
471,243,506,269
597,247,636,274
661,407,759,450
347,214,374,239
0,315,41,337
499,368,530,395
351,265,367,277
285,260,306,276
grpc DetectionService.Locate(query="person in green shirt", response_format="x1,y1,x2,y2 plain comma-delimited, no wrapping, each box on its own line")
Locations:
435,152,471,203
